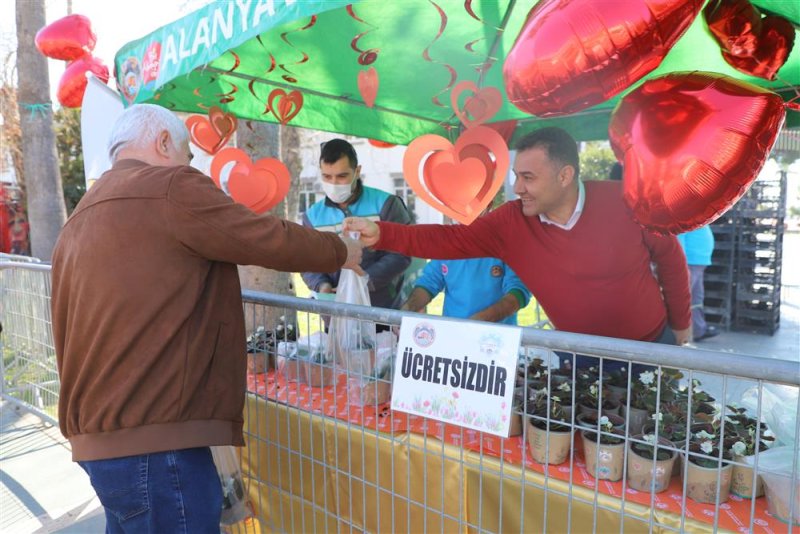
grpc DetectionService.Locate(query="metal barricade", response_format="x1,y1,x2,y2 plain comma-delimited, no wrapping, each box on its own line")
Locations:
236,291,800,534
1,261,798,533
0,261,58,426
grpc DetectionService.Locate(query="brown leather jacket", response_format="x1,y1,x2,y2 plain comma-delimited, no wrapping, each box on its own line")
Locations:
52,160,346,460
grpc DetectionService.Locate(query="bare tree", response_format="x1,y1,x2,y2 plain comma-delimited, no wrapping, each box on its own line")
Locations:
15,0,67,260
236,121,305,332
1,50,23,195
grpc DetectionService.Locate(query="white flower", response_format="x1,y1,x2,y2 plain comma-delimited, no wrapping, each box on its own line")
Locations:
695,430,715,441
639,371,655,385
731,441,747,457
599,416,610,429
557,382,571,392
590,384,598,396
678,384,687,392
651,412,663,422
700,441,714,454
533,371,541,378
537,387,548,396
643,434,657,444
551,396,561,404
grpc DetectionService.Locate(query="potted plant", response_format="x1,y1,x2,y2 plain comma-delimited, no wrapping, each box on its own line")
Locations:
627,433,678,493
685,424,734,504
508,386,526,437
577,380,620,417
581,415,626,481
726,404,774,498
624,368,684,436
605,367,629,403
577,411,625,432
526,387,573,465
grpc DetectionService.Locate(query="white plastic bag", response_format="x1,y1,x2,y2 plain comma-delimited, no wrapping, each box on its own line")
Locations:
741,384,800,524
210,446,250,526
327,268,376,373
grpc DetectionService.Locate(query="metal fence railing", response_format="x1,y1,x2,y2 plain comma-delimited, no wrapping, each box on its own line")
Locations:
1,261,798,533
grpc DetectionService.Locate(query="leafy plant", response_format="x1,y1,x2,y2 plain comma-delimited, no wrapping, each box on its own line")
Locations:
631,433,673,461
583,415,624,445
526,386,570,431
688,424,735,469
629,368,684,412
724,404,775,457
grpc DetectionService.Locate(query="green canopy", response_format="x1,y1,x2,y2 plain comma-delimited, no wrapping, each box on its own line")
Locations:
114,0,800,144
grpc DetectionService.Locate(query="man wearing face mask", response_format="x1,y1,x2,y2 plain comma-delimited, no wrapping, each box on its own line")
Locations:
302,139,412,314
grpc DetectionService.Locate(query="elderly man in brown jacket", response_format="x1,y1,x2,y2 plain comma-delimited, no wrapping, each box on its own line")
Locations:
51,103,362,533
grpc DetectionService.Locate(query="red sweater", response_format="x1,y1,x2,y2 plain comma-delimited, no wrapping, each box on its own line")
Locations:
378,181,690,341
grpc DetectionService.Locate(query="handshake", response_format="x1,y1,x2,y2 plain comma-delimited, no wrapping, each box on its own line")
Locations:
339,217,382,275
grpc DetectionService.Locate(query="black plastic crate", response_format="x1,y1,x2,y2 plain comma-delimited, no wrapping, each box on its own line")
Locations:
732,315,780,336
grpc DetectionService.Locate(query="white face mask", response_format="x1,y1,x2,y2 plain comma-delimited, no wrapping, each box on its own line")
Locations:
322,180,355,204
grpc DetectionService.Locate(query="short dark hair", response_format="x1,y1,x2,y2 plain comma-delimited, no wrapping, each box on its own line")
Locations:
320,138,358,169
514,127,580,181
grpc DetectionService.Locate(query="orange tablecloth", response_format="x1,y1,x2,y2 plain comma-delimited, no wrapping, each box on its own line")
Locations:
245,371,785,532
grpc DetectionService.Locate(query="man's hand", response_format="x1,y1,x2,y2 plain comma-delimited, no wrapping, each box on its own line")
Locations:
673,327,691,346
341,236,365,275
343,217,380,247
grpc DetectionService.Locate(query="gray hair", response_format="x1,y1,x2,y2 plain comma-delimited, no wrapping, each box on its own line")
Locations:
108,104,189,162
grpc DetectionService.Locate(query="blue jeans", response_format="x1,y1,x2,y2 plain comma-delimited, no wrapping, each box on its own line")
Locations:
688,264,708,338
557,325,677,373
79,447,222,534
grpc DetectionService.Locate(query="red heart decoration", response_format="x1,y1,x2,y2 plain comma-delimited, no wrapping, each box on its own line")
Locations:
210,148,290,214
57,55,109,108
268,89,303,125
186,106,237,155
403,126,510,224
35,14,97,61
609,72,785,234
368,139,396,148
450,81,503,129
210,148,250,189
503,0,704,117
358,67,379,108
704,0,795,81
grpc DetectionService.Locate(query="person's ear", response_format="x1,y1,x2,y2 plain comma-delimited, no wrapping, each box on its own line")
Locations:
558,165,575,188
155,131,171,158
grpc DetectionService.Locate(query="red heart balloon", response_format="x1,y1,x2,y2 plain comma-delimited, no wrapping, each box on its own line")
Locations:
704,0,795,81
57,55,109,108
609,72,785,234
503,0,704,117
35,14,97,61
210,148,290,214
358,67,379,108
268,89,303,125
403,126,510,225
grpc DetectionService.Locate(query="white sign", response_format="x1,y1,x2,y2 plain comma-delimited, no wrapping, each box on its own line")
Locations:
392,316,521,437
81,74,124,190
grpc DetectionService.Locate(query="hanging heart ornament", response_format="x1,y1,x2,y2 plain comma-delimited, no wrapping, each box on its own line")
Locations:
185,106,237,155
403,127,510,225
268,89,303,125
209,147,290,214
450,81,503,129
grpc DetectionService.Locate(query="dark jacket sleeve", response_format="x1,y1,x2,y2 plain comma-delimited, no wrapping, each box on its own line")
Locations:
166,167,347,273
300,211,336,291
364,196,412,291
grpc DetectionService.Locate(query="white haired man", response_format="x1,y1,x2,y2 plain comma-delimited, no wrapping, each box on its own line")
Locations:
51,104,362,532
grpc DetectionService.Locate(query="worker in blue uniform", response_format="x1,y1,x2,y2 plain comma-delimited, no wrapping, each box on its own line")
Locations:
302,139,412,312
402,257,531,325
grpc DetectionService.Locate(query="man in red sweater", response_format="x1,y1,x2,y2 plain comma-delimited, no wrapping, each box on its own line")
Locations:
345,127,691,347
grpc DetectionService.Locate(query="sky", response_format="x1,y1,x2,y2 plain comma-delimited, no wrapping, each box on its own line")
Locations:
0,0,210,101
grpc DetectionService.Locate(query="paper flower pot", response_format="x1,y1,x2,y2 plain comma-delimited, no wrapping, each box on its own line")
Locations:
762,470,800,525
347,377,391,406
627,435,677,493
731,455,764,498
621,405,650,436
527,419,572,465
246,351,274,374
686,458,732,504
304,361,335,387
581,431,625,482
